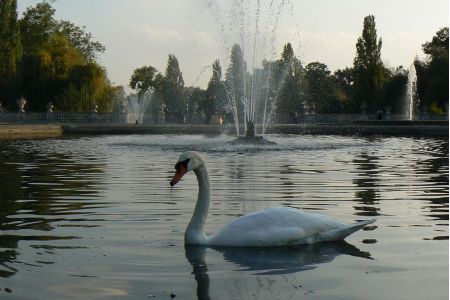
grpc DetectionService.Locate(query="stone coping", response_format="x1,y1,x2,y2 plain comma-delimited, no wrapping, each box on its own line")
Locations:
0,124,63,139
0,122,448,139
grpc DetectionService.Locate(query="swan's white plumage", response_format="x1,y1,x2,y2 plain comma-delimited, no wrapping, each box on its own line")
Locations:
171,151,375,247
209,207,361,246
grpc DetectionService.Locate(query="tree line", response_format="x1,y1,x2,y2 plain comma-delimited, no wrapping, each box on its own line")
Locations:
131,15,448,124
1,1,448,120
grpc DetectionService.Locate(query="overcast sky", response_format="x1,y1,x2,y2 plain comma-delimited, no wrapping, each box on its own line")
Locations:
18,0,449,92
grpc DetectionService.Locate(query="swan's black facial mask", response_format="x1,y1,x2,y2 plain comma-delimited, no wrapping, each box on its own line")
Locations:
170,159,190,187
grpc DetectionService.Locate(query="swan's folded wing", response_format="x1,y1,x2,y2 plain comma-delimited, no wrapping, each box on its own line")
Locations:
209,207,346,246
315,219,376,242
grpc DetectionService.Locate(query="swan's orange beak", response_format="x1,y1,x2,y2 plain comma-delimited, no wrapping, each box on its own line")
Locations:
170,164,187,187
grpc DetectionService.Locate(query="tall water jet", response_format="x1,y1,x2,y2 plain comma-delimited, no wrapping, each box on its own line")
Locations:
406,64,417,120
199,0,293,143
128,88,153,124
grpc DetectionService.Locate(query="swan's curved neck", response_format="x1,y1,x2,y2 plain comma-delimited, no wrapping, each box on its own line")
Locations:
185,164,210,245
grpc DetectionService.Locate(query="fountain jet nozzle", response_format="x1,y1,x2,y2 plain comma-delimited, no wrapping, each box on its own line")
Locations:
245,121,256,139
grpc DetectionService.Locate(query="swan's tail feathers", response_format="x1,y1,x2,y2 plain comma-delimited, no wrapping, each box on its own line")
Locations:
322,219,376,242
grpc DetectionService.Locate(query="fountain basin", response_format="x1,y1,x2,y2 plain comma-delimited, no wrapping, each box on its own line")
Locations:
231,135,277,145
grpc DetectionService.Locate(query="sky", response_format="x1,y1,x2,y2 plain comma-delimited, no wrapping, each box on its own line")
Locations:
17,0,449,92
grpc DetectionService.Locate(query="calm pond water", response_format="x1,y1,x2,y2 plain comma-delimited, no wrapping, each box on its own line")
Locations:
0,134,448,300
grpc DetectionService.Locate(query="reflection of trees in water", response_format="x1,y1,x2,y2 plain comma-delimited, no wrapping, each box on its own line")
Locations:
223,155,261,213
224,155,301,206
0,236,18,278
0,142,105,278
412,140,449,222
352,151,381,216
185,242,372,299
225,155,248,181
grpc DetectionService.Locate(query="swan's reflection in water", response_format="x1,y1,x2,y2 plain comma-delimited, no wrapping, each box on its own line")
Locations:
185,242,372,299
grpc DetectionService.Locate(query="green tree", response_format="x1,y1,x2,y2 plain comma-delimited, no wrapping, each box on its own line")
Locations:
225,44,247,125
379,66,408,114
275,43,305,115
205,59,226,123
414,59,428,112
305,62,339,113
56,20,105,61
60,62,112,112
185,86,206,123
129,65,158,97
353,15,386,113
333,67,354,112
129,65,160,118
19,1,56,55
419,27,449,113
20,33,85,111
20,1,104,61
137,72,166,116
111,85,127,113
163,54,185,122
18,1,112,112
422,27,449,59
0,0,22,109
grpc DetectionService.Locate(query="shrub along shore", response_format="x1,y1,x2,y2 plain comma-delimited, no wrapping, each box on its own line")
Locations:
0,121,448,139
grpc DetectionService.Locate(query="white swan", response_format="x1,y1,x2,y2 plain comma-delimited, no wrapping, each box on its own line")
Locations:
170,151,375,247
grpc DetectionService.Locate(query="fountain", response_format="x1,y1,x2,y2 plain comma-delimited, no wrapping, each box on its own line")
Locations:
128,88,153,124
201,0,294,144
406,63,417,120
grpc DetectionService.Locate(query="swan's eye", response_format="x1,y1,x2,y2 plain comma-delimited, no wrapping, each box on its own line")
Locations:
175,159,190,171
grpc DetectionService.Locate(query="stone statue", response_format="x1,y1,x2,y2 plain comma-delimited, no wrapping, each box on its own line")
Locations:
89,104,98,123
360,102,368,120
158,103,166,124
91,104,98,113
47,102,54,113
17,96,26,113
